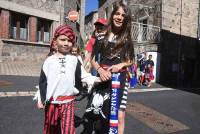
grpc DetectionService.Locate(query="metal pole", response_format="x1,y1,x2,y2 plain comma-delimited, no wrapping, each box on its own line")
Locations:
177,0,182,87
59,0,62,25
80,0,86,43
198,0,200,40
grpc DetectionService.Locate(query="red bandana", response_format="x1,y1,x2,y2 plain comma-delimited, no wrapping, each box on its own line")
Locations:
50,25,76,50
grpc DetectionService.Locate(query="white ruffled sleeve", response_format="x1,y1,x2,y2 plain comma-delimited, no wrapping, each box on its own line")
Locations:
81,65,100,93
33,85,42,103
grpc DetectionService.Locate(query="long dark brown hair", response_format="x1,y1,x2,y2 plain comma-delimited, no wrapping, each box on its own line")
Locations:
102,2,134,62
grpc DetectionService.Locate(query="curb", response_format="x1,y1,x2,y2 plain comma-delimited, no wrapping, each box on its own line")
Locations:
0,88,175,97
128,88,175,93
0,91,36,97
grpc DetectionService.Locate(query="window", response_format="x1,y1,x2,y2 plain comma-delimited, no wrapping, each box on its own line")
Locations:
10,12,28,40
138,19,148,42
37,19,52,43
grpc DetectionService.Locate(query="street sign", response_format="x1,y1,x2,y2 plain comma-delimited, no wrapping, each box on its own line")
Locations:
68,11,79,22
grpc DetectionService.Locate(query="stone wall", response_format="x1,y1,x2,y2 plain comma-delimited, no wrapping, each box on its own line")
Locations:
1,40,49,61
162,0,199,38
0,0,60,21
128,0,162,27
5,0,60,13
98,0,118,19
85,11,98,40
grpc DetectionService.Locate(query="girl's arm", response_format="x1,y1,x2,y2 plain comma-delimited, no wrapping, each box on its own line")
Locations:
33,61,48,109
83,52,91,67
33,86,45,109
78,60,101,93
108,60,133,73
91,56,112,81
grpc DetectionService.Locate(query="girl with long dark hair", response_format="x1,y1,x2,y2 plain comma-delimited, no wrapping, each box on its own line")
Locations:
84,2,134,134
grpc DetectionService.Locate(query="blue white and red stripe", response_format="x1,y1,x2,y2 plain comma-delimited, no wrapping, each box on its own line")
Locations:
109,73,121,134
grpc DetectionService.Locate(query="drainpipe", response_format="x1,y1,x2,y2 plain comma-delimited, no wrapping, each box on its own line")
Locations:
177,0,182,87
59,0,62,25
195,0,200,87
198,0,200,40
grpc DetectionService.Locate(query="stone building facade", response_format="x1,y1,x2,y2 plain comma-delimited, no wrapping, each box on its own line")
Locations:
98,0,117,20
160,0,200,87
0,0,80,62
84,11,98,41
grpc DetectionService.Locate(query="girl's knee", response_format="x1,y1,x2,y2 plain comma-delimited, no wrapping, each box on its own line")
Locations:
118,111,125,122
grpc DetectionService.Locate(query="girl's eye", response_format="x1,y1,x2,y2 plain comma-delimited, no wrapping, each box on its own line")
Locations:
60,39,67,41
115,12,125,17
115,12,120,15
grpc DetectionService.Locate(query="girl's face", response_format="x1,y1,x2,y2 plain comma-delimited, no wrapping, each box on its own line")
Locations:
112,6,125,28
72,47,78,55
54,35,73,55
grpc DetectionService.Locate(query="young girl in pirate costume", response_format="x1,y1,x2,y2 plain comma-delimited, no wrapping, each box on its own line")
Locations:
84,2,134,134
34,25,100,134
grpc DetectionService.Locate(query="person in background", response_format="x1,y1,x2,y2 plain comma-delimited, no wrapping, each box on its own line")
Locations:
144,54,154,87
34,25,100,134
72,45,83,64
137,52,146,86
83,18,107,75
81,51,85,61
128,62,137,88
85,2,134,134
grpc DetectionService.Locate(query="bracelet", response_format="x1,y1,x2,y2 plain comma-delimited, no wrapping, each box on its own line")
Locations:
97,66,101,71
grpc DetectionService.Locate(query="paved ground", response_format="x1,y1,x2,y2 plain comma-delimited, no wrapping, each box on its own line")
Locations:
126,90,200,134
1,61,200,134
1,80,200,134
0,61,43,77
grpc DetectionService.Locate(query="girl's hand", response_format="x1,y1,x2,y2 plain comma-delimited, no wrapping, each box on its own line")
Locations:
98,67,112,81
108,63,124,73
37,102,45,109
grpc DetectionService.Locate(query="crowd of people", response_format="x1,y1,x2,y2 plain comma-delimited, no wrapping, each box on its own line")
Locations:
128,52,155,88
33,1,155,134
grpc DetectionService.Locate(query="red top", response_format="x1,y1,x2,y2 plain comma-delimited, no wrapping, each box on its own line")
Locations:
85,37,96,52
